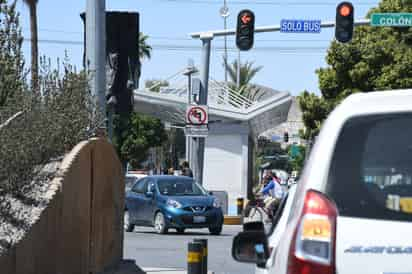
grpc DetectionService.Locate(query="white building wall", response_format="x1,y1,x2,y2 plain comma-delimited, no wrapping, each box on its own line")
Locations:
203,123,249,215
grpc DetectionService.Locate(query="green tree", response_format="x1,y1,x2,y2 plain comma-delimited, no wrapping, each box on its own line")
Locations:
299,0,412,140
139,32,152,60
136,32,152,88
23,0,39,93
114,113,167,169
225,60,265,101
226,60,262,87
288,145,306,173
0,0,25,109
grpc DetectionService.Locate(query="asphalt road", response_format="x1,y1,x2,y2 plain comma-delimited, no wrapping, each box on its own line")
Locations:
123,225,255,274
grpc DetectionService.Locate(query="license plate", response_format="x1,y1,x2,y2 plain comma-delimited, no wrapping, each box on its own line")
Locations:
193,216,206,223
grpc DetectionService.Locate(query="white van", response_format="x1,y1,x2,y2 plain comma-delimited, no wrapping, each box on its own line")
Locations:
233,89,412,274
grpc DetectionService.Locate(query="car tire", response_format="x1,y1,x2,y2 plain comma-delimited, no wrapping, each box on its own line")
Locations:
124,211,135,232
176,228,185,234
154,212,168,234
209,226,222,235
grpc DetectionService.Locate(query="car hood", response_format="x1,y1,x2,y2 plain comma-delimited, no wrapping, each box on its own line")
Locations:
166,195,214,207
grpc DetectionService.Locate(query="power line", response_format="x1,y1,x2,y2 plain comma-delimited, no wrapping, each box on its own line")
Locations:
24,38,328,53
28,29,332,43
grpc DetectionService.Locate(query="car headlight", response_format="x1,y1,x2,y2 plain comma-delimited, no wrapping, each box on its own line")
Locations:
167,199,182,209
213,198,221,208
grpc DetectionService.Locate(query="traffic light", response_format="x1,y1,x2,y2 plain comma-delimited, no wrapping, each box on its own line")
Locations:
335,2,354,43
106,12,139,115
81,12,139,115
236,10,255,51
284,132,289,143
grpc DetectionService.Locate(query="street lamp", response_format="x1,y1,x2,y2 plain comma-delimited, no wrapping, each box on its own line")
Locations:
220,1,230,82
183,59,199,105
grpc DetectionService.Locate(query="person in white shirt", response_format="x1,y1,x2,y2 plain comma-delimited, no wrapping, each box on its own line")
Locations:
261,172,285,214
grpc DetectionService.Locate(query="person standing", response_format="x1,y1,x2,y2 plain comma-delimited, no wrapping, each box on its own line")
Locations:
168,168,175,175
181,161,193,178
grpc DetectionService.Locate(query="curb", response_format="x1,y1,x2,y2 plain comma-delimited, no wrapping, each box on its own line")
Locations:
223,215,242,225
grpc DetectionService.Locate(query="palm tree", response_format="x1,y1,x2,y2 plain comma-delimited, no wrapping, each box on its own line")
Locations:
139,32,152,60
136,32,152,88
225,60,262,87
24,0,39,93
224,60,265,101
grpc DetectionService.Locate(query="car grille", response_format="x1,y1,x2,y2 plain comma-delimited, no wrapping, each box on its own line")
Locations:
182,206,211,213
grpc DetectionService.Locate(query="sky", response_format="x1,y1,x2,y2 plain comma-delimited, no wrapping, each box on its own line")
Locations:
17,0,380,95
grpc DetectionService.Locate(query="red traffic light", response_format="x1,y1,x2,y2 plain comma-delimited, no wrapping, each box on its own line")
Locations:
236,9,255,51
339,4,352,17
241,13,252,24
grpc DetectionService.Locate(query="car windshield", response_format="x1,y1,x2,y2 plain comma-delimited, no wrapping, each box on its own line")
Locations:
157,179,206,196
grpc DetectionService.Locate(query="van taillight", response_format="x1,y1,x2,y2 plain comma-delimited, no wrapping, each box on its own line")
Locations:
288,190,338,274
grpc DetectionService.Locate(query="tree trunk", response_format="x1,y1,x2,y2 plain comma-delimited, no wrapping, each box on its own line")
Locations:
29,3,39,93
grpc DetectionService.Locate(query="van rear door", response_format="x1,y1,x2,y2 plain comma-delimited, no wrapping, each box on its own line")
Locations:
326,113,412,274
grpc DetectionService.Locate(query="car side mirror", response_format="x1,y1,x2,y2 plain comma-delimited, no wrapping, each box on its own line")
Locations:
145,192,154,198
232,230,270,268
209,191,214,195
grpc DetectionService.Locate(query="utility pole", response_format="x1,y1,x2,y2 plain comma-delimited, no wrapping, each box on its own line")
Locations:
86,0,106,125
236,49,240,88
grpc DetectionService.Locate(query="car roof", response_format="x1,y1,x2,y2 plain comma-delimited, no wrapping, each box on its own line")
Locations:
337,89,412,116
126,173,146,178
147,175,194,181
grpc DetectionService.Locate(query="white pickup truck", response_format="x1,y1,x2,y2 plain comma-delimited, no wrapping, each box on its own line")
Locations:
233,89,412,274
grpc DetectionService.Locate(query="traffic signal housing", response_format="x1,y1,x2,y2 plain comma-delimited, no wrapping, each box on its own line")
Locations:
236,10,255,51
106,12,139,115
284,132,289,143
335,2,354,43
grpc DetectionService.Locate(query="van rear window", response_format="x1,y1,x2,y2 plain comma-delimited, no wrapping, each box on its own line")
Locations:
326,114,412,222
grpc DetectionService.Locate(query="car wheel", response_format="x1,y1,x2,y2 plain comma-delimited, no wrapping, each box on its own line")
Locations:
209,226,222,235
124,211,135,232
176,228,185,234
154,212,168,234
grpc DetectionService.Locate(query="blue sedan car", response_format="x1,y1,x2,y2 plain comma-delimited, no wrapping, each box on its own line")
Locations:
124,175,224,235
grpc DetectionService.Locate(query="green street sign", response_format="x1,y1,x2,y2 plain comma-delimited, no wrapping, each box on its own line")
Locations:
371,13,412,27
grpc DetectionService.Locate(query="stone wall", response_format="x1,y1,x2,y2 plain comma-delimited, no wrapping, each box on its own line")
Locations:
0,138,124,274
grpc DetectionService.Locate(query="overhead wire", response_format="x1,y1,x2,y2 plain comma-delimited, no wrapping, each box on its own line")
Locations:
24,38,328,53
28,29,333,43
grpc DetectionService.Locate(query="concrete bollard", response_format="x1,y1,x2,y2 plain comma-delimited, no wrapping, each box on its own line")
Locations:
237,197,244,216
187,242,203,274
194,239,208,274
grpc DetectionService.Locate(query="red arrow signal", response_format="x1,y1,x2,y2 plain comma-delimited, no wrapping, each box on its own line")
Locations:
241,14,252,24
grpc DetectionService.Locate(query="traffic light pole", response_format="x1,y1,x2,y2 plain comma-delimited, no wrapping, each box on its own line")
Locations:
190,17,371,185
86,0,106,125
190,19,370,38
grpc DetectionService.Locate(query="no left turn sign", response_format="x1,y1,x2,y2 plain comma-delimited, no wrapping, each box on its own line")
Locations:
186,105,209,125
